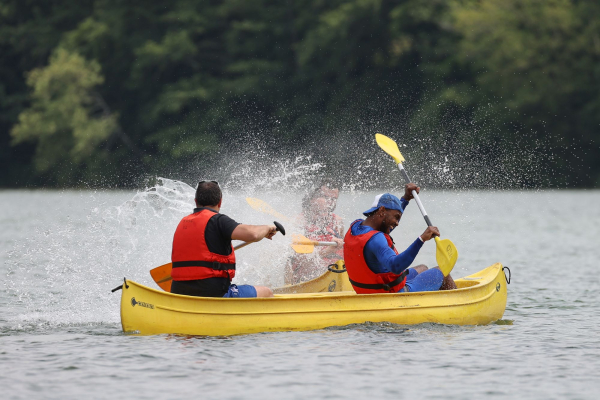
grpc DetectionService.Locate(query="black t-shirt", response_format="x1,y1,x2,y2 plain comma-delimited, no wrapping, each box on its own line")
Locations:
171,208,241,297
194,207,241,255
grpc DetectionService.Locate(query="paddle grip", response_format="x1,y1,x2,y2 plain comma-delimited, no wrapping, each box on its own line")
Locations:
274,221,286,236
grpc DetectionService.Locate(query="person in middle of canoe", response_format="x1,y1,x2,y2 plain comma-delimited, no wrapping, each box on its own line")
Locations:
285,180,345,284
170,180,281,298
344,184,456,294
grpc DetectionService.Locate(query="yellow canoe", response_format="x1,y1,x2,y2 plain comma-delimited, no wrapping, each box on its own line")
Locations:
119,263,508,336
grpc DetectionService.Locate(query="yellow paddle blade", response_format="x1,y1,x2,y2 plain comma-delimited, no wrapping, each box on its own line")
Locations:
291,233,316,245
246,197,290,222
375,133,405,164
150,262,173,292
291,233,316,253
291,243,315,254
434,237,458,276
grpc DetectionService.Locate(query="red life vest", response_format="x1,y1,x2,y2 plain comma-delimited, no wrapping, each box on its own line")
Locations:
171,209,236,281
302,213,344,263
288,214,344,284
343,219,407,294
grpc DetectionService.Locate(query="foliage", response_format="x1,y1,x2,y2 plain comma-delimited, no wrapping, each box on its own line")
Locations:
11,48,117,171
1,0,599,188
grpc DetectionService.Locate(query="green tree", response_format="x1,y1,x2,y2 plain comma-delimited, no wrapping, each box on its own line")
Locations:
420,0,600,186
1,0,599,187
0,0,95,186
11,48,119,173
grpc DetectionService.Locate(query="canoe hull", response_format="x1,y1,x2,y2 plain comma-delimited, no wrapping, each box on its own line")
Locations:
120,263,507,336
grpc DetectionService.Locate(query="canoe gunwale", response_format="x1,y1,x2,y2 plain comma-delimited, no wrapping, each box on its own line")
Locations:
131,264,499,301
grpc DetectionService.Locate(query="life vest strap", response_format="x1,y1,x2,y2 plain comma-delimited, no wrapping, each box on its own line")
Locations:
348,269,409,291
172,260,236,271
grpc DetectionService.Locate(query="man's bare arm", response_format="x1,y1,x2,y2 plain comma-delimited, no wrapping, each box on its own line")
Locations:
231,224,277,242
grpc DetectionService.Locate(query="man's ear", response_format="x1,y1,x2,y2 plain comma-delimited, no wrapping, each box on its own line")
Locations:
218,199,222,208
378,206,385,216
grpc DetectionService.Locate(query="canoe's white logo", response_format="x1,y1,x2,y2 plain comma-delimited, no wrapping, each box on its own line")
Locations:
131,297,154,309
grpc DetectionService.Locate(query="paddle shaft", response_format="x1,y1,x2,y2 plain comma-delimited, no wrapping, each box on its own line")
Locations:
233,242,252,250
294,241,338,246
396,163,434,227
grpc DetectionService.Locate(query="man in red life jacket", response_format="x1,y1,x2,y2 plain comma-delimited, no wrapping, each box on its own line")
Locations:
171,180,279,298
286,180,345,284
344,184,456,294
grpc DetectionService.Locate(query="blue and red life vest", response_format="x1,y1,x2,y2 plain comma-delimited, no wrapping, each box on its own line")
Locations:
343,220,407,294
171,209,236,281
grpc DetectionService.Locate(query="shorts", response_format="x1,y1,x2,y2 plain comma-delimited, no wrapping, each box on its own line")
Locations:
222,284,257,298
399,268,444,293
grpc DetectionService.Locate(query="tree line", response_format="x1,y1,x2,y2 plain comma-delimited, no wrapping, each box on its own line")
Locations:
1,0,599,188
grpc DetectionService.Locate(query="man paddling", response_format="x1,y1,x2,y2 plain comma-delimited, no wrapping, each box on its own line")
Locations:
343,184,456,294
286,179,345,284
170,180,279,298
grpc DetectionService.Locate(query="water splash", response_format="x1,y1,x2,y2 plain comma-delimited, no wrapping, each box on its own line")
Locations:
2,119,553,333
3,169,330,332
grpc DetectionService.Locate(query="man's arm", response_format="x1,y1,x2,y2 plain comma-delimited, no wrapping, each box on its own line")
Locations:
231,224,277,242
399,197,409,211
365,233,423,274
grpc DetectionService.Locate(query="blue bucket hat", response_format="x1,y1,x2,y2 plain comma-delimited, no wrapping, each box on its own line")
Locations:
363,193,405,216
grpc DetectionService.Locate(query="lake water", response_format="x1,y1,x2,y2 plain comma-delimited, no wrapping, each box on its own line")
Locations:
2,181,599,399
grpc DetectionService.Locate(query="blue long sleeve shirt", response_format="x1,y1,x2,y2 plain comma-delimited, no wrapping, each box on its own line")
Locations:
350,198,423,274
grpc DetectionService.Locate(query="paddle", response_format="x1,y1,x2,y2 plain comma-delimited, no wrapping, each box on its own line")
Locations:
246,197,290,222
246,197,341,254
291,233,339,254
150,221,285,291
375,133,458,276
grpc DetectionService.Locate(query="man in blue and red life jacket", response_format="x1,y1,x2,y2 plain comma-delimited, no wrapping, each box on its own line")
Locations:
171,180,280,298
343,184,456,294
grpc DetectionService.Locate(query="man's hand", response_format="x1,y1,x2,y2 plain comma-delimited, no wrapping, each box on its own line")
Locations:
420,226,439,242
264,225,278,240
320,237,344,255
402,183,420,201
332,237,344,247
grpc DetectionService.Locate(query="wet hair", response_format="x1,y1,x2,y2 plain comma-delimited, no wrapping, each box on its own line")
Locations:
301,178,339,212
195,181,222,206
318,178,338,190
